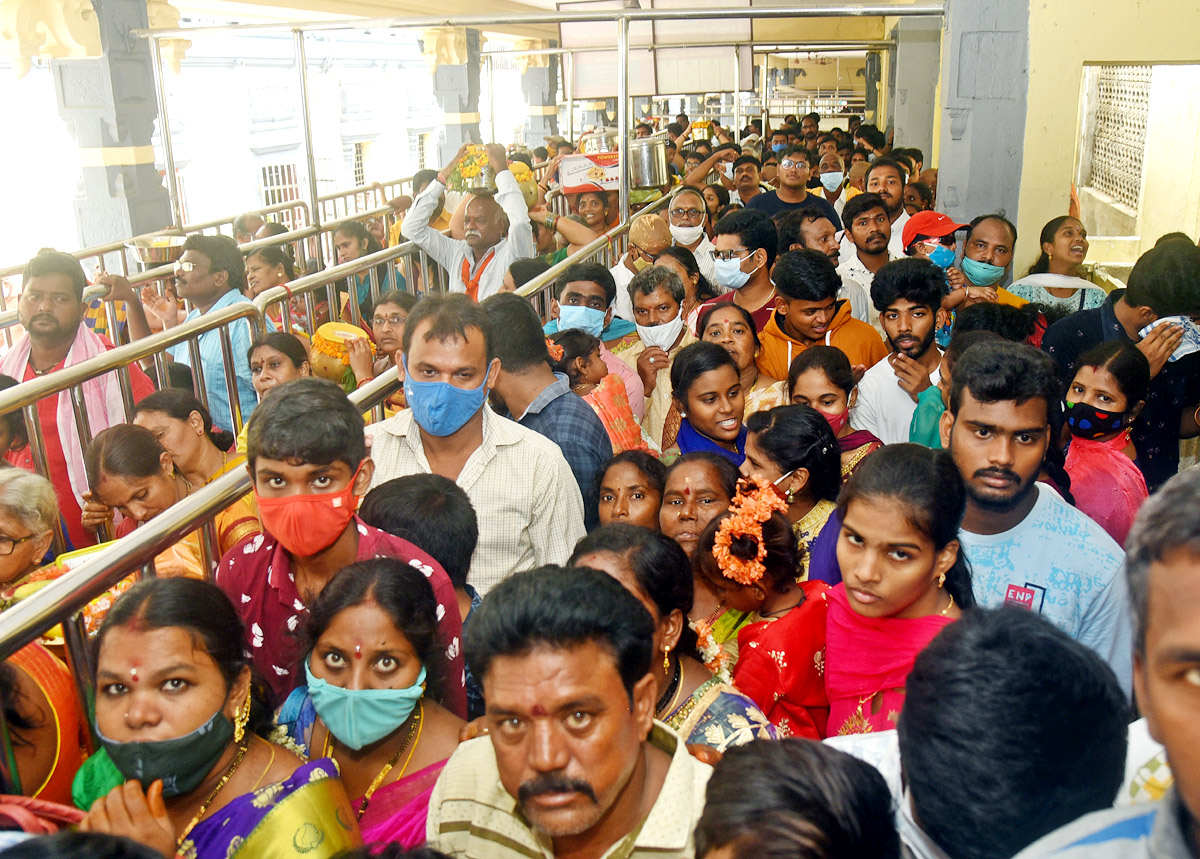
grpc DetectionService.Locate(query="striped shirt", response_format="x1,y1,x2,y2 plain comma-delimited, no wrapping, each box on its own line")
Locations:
427,723,712,859
1013,786,1192,859
368,407,585,594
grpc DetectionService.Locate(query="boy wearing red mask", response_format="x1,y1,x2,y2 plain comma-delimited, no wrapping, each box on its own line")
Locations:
215,377,466,714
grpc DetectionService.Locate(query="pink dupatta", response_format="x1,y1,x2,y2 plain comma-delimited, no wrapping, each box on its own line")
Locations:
0,323,125,507
825,584,954,735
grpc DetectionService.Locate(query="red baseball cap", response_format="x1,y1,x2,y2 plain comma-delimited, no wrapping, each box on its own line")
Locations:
902,211,968,251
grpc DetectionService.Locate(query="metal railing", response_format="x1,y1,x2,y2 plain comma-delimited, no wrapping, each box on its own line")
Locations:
518,192,670,321
254,237,439,334
0,301,266,555
0,369,401,793
317,175,414,224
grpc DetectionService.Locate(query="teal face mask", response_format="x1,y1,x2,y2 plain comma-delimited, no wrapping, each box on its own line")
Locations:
96,708,234,798
305,661,426,750
961,256,1006,286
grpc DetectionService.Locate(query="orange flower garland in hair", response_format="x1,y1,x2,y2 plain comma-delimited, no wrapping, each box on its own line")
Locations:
545,338,565,362
712,477,789,586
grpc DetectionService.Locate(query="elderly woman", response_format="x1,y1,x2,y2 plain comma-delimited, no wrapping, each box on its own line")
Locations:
0,470,56,600
0,471,89,807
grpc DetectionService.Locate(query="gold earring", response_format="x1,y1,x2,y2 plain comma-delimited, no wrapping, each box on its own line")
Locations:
233,686,251,744
663,646,671,674
937,572,946,588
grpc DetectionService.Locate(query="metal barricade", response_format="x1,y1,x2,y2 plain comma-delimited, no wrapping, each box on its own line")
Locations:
0,369,401,792
255,239,433,336
517,193,670,322
0,302,266,554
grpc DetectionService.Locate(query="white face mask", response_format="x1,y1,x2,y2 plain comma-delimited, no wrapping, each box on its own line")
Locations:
636,311,686,352
669,220,706,246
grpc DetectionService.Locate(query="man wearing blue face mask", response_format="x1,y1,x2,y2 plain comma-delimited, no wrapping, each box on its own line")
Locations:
814,151,850,220
542,262,643,418
369,295,585,595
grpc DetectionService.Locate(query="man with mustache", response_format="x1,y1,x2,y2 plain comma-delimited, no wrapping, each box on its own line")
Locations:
850,258,947,444
402,142,535,302
939,340,1132,696
428,566,712,859
2,251,155,550
837,192,897,292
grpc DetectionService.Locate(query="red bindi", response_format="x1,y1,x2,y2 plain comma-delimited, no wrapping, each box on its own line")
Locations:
354,644,363,660
531,704,548,717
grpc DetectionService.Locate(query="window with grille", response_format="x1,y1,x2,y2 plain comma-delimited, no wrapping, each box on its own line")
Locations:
1078,65,1152,213
261,164,300,206
353,143,366,186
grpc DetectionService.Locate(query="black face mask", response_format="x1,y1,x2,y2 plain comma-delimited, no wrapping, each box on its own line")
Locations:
96,709,234,797
1065,400,1126,440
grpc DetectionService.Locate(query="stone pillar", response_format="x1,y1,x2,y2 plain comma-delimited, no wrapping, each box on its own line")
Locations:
518,39,559,149
934,0,1030,225
890,17,942,159
49,0,172,243
422,27,482,164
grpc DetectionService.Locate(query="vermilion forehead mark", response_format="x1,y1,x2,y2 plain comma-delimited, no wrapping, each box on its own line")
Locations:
531,704,548,717
354,644,363,660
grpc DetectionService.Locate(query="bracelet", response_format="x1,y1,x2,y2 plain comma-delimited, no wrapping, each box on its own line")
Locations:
1194,403,1200,428
544,214,557,229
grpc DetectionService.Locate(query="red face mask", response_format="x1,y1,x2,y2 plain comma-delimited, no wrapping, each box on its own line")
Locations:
817,406,851,436
254,465,363,557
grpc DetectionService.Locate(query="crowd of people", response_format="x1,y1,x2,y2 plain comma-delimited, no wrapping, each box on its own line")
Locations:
2,108,1200,859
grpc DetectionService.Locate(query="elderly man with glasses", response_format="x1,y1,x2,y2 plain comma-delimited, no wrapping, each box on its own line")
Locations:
665,186,718,286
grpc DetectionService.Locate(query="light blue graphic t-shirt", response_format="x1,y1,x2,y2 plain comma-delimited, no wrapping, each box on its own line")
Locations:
959,482,1133,697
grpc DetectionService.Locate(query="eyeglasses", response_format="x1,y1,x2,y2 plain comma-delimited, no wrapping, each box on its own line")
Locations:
710,248,751,262
669,207,705,222
173,261,210,275
372,314,407,328
0,533,38,556
779,159,808,170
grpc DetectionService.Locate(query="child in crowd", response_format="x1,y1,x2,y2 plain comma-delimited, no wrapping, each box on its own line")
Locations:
694,478,830,739
214,377,466,714
549,328,647,455
596,450,667,530
825,443,974,735
787,346,882,481
360,474,486,719
670,342,747,465
1063,341,1150,544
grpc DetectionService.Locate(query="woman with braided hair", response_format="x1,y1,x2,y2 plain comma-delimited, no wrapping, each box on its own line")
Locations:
693,478,830,739
740,404,842,579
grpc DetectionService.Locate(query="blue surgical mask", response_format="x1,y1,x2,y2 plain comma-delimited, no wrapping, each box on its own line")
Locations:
926,243,956,269
771,143,787,154
403,359,490,437
558,304,606,338
960,256,1006,286
305,662,426,751
819,171,845,193
713,255,761,290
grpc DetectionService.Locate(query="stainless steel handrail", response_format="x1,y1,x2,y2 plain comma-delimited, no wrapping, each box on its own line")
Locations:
517,192,670,320
0,367,402,666
0,199,315,284
254,239,430,334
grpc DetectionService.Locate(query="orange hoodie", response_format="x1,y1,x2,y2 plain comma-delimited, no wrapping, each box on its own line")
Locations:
756,300,889,381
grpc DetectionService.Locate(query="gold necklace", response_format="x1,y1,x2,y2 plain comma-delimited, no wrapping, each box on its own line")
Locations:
324,702,424,820
176,741,248,847
939,592,955,616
